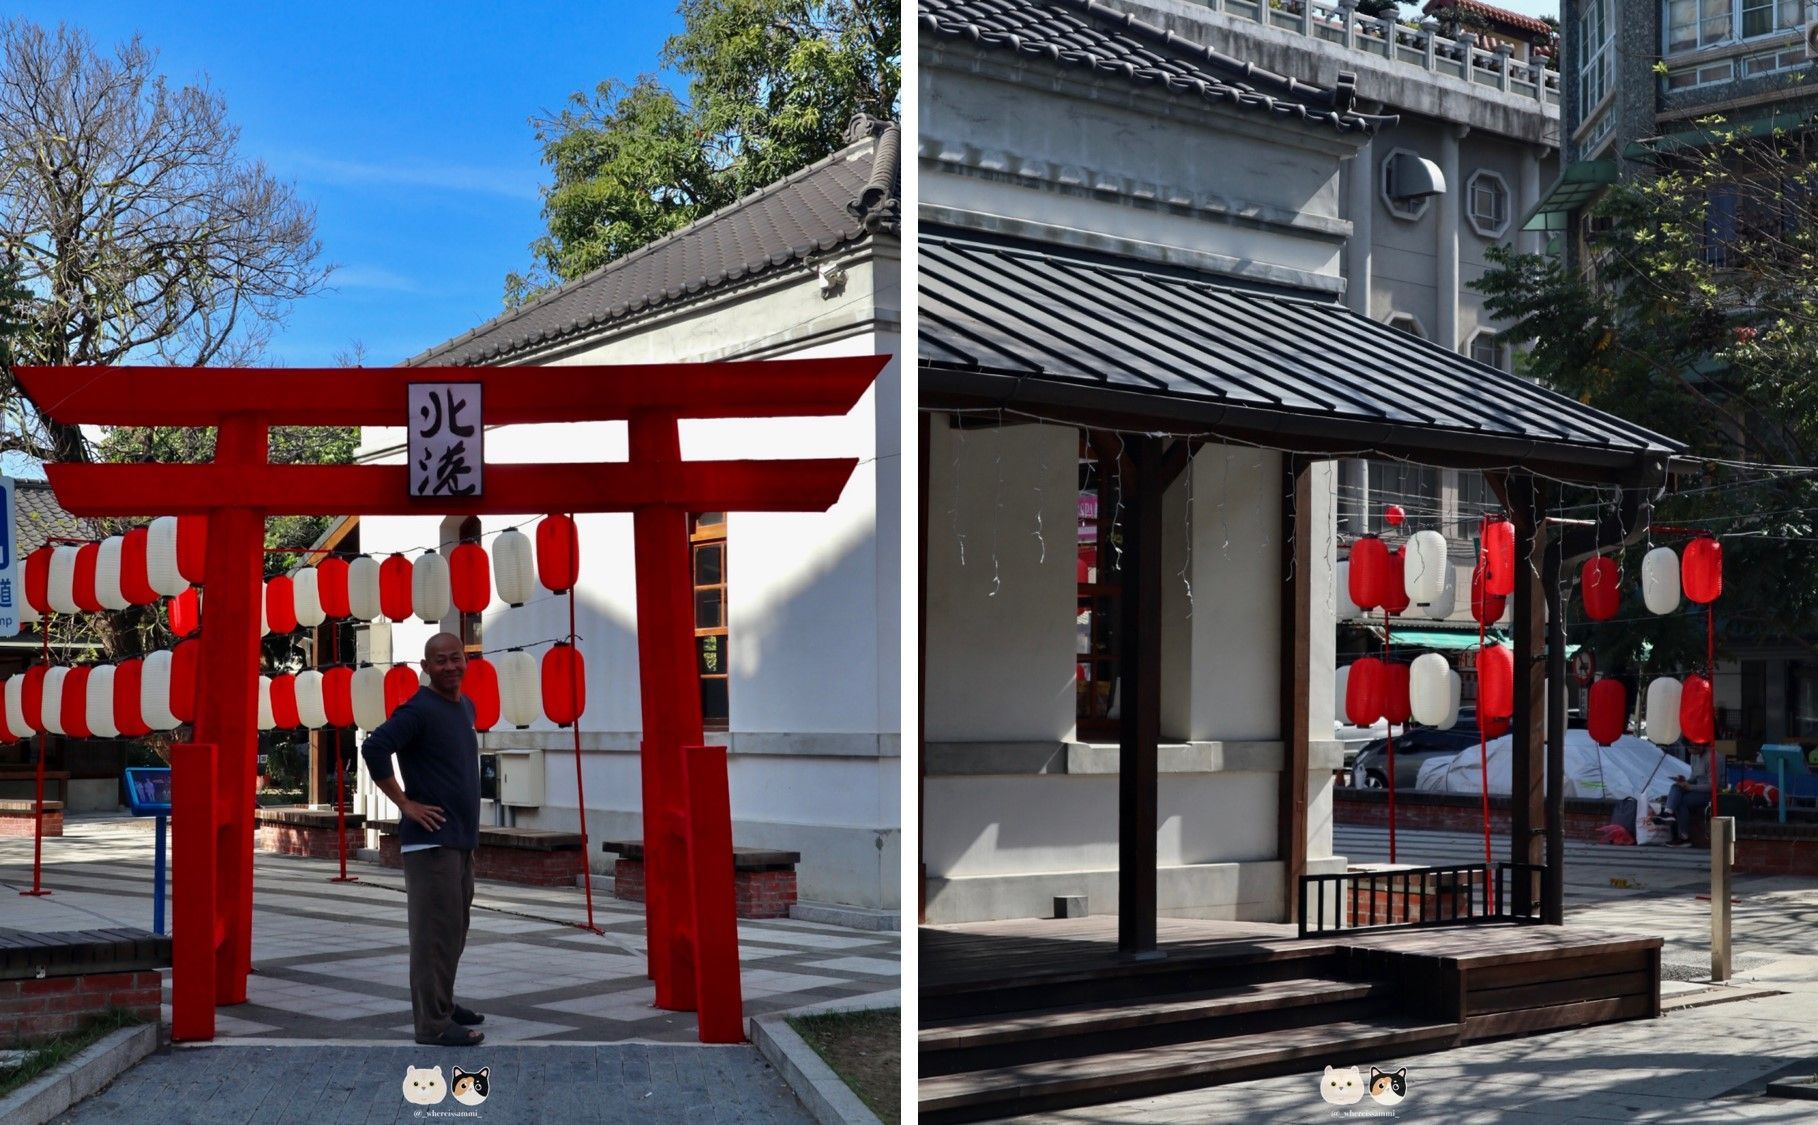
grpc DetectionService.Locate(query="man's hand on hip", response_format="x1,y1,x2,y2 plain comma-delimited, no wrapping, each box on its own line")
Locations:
402,799,446,833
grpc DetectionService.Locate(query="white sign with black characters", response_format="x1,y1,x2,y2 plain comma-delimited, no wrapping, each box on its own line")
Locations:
408,383,483,498
0,477,18,637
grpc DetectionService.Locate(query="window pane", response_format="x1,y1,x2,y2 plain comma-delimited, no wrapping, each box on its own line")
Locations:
695,589,723,629
697,634,724,676
694,544,723,585
695,512,725,528
700,677,729,722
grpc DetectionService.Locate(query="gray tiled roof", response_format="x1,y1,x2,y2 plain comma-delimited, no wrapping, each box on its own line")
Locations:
920,236,1683,471
920,0,1395,133
13,479,94,555
406,117,901,368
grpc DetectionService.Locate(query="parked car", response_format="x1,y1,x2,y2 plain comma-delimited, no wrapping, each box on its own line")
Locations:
1351,716,1482,791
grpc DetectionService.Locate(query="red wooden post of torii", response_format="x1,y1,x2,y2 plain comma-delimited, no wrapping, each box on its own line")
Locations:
17,358,886,1044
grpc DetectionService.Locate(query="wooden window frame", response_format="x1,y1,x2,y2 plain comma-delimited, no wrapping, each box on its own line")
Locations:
691,513,729,731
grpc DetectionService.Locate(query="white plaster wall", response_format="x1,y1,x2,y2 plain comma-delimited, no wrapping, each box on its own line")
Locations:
923,419,1078,743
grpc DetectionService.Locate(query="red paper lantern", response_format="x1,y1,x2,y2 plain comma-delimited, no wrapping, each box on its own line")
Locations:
1683,536,1722,605
1587,677,1626,746
317,556,352,619
113,658,148,738
542,642,586,726
450,542,491,614
379,553,414,621
1381,661,1411,725
72,542,102,612
1382,547,1411,615
1470,563,1506,627
1476,644,1514,721
177,514,208,585
120,528,158,605
1348,536,1389,613
269,672,301,729
1481,714,1511,739
171,638,200,724
1483,518,1516,596
265,576,298,635
21,665,47,731
1580,556,1620,621
1680,674,1715,744
24,545,53,614
1383,504,1405,527
169,588,201,637
1344,657,1384,726
537,514,580,592
322,665,355,728
60,666,92,739
384,664,419,717
0,695,14,743
463,656,500,732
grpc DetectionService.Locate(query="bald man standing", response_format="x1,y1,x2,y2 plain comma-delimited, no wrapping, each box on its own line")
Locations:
361,632,485,1047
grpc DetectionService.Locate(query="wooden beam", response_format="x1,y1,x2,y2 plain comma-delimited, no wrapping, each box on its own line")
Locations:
1277,457,1313,924
1117,435,1164,957
15,357,887,426
1505,473,1546,912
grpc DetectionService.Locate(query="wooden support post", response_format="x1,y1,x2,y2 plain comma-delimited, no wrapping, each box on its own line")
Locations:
1117,436,1163,957
1278,457,1312,923
1543,541,1567,925
1507,473,1545,913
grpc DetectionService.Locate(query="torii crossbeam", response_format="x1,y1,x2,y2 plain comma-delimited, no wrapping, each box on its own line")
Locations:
18,357,887,1043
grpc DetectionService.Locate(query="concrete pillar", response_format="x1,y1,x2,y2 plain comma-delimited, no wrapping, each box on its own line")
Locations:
1345,139,1374,318
1437,125,1468,352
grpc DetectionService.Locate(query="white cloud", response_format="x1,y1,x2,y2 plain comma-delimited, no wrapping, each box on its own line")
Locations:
277,152,542,203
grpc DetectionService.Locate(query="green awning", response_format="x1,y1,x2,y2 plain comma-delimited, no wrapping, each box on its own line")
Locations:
1376,628,1509,650
1521,160,1618,232
1626,110,1818,160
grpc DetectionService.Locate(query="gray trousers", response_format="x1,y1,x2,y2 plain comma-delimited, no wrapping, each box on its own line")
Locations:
403,847,475,1039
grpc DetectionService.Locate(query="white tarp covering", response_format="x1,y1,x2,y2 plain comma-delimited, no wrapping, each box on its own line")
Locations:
1416,731,1692,837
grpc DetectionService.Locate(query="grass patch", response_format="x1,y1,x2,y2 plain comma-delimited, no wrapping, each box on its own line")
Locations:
0,1008,143,1099
786,1007,899,1124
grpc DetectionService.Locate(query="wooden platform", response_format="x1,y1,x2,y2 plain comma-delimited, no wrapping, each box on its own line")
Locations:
920,916,1661,1122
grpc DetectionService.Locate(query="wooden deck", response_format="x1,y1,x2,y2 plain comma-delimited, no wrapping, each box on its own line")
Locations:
920,916,1662,1122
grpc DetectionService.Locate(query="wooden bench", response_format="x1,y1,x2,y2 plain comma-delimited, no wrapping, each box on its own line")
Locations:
371,820,586,887
0,798,64,838
0,927,169,1045
601,839,801,919
0,769,70,807
254,805,366,860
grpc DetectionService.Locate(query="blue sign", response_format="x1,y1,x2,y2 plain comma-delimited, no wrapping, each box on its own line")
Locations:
124,767,172,815
0,477,17,638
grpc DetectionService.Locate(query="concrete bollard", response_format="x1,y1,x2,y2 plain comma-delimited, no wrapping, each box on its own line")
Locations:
1711,816,1734,983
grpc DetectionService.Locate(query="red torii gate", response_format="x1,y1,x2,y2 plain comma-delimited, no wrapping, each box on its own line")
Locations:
17,358,886,1043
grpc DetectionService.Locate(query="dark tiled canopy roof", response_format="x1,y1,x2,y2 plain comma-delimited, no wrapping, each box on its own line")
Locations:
920,236,1682,472
14,479,94,554
920,0,1394,133
407,116,901,368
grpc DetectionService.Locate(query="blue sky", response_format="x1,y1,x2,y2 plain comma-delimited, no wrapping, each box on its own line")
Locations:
14,3,685,368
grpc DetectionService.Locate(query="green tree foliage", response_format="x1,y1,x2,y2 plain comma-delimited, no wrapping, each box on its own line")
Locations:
506,0,899,305
1475,119,1818,675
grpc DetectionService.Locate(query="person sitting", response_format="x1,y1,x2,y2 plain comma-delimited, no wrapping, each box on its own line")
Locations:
1664,752,1712,847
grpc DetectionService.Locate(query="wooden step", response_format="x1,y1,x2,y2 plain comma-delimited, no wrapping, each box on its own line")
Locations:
919,1016,1460,1123
921,975,1384,1052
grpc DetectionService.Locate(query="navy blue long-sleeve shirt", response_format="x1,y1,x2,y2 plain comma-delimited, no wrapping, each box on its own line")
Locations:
360,687,481,851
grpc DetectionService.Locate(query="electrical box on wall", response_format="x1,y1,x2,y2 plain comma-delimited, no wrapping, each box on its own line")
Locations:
492,748,543,807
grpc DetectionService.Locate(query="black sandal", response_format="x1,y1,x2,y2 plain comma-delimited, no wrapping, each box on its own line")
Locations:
415,1026,484,1047
453,1005,485,1026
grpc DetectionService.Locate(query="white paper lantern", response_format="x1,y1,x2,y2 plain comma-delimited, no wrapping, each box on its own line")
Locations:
412,552,452,623
258,675,275,732
260,588,270,637
344,555,379,622
1421,561,1458,621
146,516,187,597
295,669,328,729
85,665,119,738
499,649,541,728
1404,531,1450,606
493,528,535,607
1409,652,1454,727
95,537,129,611
5,675,32,736
47,545,80,614
292,566,326,628
18,593,38,627
1645,677,1683,745
140,650,180,732
40,666,68,735
1333,663,1350,722
1642,546,1681,615
1437,669,1462,730
352,664,387,730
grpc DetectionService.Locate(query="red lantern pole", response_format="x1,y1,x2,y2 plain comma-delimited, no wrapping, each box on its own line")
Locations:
330,622,357,885
567,546,602,937
1478,544,1494,910
1382,608,1396,865
20,616,51,898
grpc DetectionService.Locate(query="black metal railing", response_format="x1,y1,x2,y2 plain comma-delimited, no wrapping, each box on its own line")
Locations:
1298,862,1549,938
